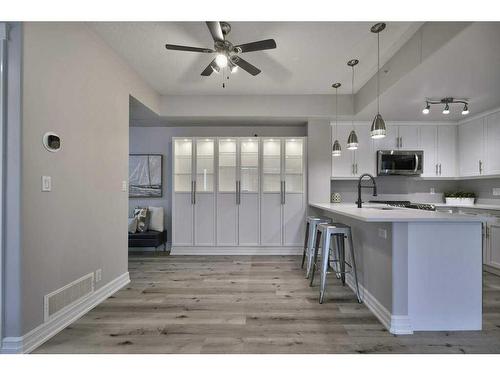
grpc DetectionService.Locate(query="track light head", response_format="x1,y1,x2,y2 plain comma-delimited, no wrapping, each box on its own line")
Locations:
422,103,430,115
442,103,450,115
462,103,469,115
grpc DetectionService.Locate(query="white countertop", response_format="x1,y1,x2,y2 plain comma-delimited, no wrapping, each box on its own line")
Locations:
431,203,500,211
310,203,488,223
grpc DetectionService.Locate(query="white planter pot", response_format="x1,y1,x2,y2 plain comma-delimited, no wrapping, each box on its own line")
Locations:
445,197,475,206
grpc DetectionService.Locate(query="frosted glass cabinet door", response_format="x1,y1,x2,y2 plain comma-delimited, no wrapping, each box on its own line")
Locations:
217,138,238,246
194,138,215,246
239,138,260,246
240,138,259,193
174,138,193,192
262,138,282,192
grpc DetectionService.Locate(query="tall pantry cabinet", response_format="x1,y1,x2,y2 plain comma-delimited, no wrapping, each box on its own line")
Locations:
172,136,307,254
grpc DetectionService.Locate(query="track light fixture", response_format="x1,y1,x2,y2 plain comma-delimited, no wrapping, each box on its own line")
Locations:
422,97,470,116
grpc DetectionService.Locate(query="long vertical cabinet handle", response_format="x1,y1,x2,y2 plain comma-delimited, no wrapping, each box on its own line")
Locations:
479,160,483,174
235,181,239,204
237,181,241,205
439,163,442,176
283,181,286,205
435,164,438,176
191,181,194,204
193,181,196,205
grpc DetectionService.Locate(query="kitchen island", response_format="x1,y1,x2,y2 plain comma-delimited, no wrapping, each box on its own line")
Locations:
309,202,485,334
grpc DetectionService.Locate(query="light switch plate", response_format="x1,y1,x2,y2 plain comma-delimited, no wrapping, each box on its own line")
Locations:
493,188,500,196
42,176,51,192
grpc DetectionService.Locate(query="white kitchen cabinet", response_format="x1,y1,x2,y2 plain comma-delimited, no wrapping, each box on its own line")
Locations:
261,137,306,247
458,118,485,176
398,125,420,150
331,125,353,177
486,222,500,271
172,137,216,247
419,125,457,177
173,136,306,253
331,124,374,177
419,126,437,177
485,111,500,175
353,123,375,176
372,124,419,151
437,125,457,177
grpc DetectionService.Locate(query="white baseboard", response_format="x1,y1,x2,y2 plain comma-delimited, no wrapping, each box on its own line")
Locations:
1,272,130,354
170,246,302,255
345,274,413,335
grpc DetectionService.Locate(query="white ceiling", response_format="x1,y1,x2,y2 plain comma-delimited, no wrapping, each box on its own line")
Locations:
91,21,421,95
355,22,500,121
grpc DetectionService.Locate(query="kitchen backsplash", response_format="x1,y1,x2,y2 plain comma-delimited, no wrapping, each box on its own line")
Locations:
331,177,500,205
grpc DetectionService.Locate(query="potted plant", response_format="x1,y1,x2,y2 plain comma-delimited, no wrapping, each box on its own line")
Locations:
444,191,476,206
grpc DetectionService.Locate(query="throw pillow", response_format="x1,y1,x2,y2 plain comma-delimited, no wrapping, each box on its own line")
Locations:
134,207,149,233
148,206,164,232
128,217,138,234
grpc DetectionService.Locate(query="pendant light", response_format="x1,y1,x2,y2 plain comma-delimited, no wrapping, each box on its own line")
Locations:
347,59,359,150
332,82,342,156
370,22,387,139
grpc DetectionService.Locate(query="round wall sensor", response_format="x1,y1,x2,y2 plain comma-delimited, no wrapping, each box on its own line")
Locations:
43,132,62,152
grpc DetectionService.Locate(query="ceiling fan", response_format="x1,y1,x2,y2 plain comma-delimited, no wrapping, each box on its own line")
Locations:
165,21,277,77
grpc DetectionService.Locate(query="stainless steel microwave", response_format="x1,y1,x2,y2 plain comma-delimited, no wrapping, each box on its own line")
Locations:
377,150,423,176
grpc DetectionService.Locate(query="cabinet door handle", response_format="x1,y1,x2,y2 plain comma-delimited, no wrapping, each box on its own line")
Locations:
191,181,194,204
479,160,483,174
193,181,196,204
435,164,438,176
352,163,355,175
439,163,442,176
355,163,358,174
238,181,241,205
282,181,286,204
235,181,239,204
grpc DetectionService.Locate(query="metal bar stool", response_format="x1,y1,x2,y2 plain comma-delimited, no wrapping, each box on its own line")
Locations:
309,223,362,304
301,216,330,279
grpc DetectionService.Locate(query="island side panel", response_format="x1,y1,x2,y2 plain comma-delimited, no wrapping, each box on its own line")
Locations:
407,221,482,331
314,208,394,325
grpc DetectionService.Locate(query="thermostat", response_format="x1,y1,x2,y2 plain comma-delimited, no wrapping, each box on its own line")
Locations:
43,132,61,152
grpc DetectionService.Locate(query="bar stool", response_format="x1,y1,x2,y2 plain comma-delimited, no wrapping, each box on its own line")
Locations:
301,216,331,279
309,223,362,304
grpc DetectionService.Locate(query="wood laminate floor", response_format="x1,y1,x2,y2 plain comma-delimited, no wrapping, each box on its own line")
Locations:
35,255,500,354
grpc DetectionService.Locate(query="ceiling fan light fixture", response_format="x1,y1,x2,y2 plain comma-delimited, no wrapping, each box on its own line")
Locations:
215,53,228,68
230,64,238,73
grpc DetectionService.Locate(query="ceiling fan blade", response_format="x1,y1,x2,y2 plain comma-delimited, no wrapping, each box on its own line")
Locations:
206,21,224,42
232,56,261,76
200,59,219,76
234,39,277,53
165,44,214,53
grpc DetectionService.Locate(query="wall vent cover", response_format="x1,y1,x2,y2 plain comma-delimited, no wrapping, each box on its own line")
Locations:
44,272,94,322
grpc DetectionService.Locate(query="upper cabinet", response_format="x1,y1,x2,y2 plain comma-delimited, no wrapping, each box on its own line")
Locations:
372,124,420,151
458,118,485,177
331,123,374,177
330,110,500,179
485,111,500,175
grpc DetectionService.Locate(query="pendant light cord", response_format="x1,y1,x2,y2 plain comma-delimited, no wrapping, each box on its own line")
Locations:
351,65,355,131
377,32,380,115
335,87,338,138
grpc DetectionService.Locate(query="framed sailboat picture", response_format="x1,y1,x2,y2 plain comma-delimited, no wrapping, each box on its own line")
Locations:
129,154,163,198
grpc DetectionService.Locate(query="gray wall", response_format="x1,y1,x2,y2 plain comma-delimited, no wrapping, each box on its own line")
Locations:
129,125,307,248
19,22,159,336
331,177,500,205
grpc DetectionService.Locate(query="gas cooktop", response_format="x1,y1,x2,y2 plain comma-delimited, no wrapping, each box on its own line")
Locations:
369,200,436,211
